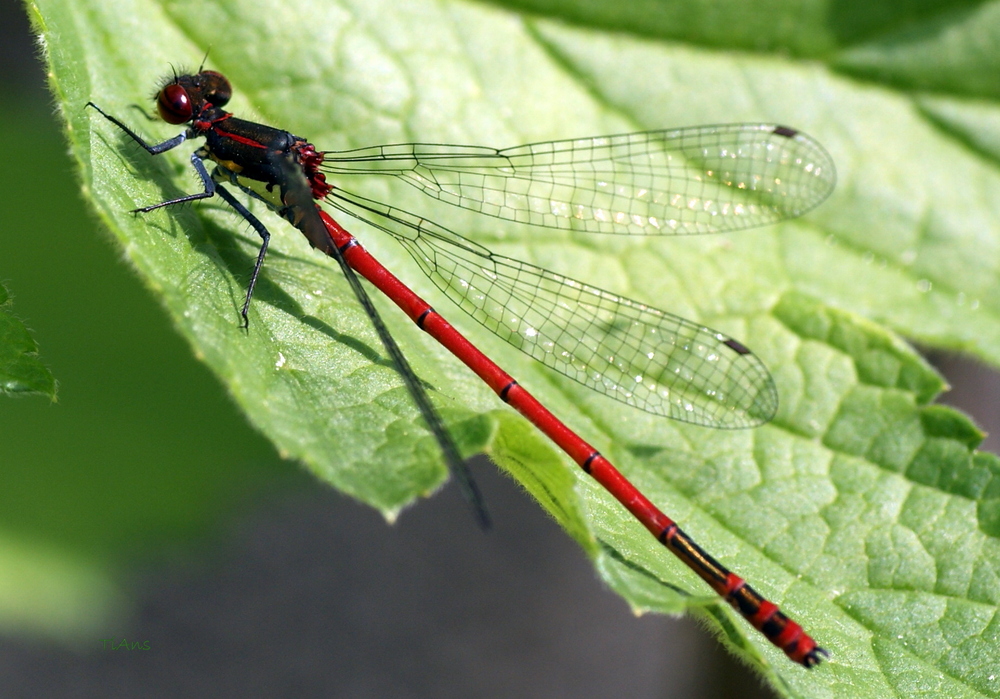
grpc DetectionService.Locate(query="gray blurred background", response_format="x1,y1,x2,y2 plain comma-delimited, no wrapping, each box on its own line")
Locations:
1,4,996,698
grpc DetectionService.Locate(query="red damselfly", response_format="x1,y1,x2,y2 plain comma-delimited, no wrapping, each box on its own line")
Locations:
87,67,835,667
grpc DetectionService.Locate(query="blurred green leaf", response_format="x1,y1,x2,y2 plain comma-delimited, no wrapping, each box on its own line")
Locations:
0,281,55,398
29,0,1000,695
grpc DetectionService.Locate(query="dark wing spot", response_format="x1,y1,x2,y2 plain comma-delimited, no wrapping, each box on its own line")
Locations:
723,338,752,355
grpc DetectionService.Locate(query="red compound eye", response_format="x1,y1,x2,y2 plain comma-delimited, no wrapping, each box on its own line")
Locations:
157,83,193,124
199,70,232,108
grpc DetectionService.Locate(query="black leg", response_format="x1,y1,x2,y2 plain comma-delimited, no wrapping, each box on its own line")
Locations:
87,102,213,212
214,183,272,328
132,152,217,213
86,102,188,154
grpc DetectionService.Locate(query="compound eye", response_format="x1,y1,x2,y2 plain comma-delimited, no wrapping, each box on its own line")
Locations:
157,83,193,124
199,70,232,108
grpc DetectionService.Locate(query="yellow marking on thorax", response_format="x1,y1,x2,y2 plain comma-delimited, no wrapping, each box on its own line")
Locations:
210,154,244,173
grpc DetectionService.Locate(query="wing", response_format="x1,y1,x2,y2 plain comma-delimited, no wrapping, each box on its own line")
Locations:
322,124,834,236
327,188,778,429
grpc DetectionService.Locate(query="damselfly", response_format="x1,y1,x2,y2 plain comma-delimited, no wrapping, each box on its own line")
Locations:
87,67,835,666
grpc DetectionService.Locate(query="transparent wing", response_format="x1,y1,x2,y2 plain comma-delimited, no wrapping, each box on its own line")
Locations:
327,188,778,429
322,124,835,236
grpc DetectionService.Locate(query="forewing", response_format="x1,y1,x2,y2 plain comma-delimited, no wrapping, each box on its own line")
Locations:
322,125,835,236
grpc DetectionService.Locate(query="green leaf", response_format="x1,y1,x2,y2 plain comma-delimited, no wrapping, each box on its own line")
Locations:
30,0,1000,695
0,281,56,398
0,97,289,642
